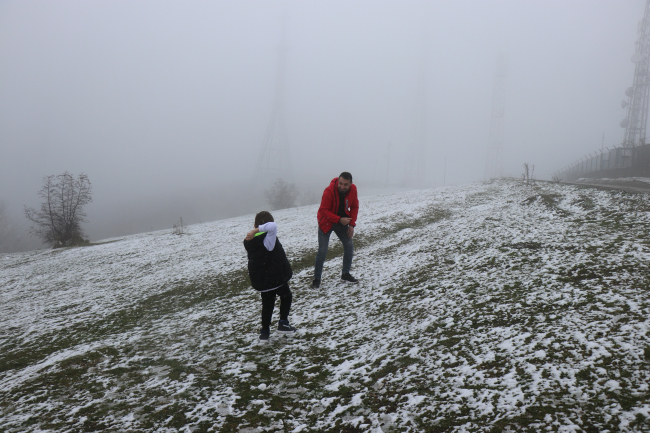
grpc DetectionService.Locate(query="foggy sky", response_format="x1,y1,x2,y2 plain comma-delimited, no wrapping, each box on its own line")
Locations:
0,1,645,248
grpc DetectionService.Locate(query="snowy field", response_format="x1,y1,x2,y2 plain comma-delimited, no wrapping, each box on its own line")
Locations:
1,178,650,432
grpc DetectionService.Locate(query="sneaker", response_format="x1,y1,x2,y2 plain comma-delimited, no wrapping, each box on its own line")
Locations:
340,273,359,284
259,328,270,344
310,279,321,289
277,320,296,334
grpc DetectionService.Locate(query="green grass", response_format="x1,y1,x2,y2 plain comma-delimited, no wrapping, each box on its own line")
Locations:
4,181,650,432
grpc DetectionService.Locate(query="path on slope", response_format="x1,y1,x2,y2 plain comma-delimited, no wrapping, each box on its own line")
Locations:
564,178,650,195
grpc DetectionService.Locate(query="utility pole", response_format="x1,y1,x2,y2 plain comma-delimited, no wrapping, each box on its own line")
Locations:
484,54,508,180
621,0,650,148
254,13,294,184
386,142,391,186
403,28,428,188
443,155,447,186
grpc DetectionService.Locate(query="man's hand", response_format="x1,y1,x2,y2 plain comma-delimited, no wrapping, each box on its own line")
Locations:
245,228,258,241
339,217,351,226
347,225,354,238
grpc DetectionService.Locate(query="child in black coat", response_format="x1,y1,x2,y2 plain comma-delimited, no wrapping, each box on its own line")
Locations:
244,211,296,343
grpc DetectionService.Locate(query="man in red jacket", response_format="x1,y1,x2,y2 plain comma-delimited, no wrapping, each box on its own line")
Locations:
311,172,359,288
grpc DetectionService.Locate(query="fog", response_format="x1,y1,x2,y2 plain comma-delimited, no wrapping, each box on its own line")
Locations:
0,1,644,251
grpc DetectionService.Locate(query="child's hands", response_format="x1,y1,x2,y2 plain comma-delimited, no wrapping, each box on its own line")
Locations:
245,228,258,241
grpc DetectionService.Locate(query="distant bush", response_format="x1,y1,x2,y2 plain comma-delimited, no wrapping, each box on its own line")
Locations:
266,178,298,210
172,217,187,235
66,233,91,248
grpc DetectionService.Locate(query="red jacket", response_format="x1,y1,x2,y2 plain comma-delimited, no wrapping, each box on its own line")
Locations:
317,177,359,233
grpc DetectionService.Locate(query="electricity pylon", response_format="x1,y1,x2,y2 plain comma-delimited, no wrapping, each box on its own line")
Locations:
621,0,650,148
484,55,508,180
254,16,294,184
403,37,428,188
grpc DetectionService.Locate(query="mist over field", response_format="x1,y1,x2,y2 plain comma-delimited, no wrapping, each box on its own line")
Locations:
0,0,646,252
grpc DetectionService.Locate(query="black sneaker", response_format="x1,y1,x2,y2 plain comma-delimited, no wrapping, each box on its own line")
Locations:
310,279,321,289
259,328,270,344
277,320,296,334
340,273,359,284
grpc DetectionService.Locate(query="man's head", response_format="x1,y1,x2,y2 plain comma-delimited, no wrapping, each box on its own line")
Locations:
338,172,353,195
254,211,274,228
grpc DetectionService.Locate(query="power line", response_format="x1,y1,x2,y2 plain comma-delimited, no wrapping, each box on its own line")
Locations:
254,13,294,185
484,54,508,180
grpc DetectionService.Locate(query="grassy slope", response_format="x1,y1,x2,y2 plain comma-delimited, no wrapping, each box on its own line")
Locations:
1,179,650,432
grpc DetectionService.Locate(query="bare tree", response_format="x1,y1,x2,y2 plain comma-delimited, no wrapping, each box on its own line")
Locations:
266,178,298,210
172,217,187,235
24,172,93,247
522,162,535,186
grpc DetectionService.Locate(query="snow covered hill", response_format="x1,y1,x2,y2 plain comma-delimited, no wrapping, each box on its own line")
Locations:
1,179,650,432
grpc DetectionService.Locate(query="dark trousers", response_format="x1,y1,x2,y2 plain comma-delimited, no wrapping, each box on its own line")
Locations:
314,223,354,280
260,283,292,330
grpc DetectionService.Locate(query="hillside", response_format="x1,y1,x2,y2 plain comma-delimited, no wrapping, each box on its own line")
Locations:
1,179,650,432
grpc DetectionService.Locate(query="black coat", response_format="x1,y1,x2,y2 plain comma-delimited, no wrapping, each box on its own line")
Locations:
244,232,293,291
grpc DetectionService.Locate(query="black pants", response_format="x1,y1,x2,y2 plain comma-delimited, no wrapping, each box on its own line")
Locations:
260,283,292,330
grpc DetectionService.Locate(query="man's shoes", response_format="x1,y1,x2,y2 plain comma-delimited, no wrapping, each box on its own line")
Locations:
259,328,270,344
277,320,296,334
310,279,321,289
340,273,359,284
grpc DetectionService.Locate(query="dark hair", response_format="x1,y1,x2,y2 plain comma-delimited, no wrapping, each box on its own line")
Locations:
339,172,353,183
254,211,274,228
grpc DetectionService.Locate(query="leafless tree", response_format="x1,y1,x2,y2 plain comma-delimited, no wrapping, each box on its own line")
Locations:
172,217,187,235
266,178,298,210
522,163,535,186
24,172,93,247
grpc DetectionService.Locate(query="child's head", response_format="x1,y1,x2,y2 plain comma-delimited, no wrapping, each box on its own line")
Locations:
254,211,274,228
